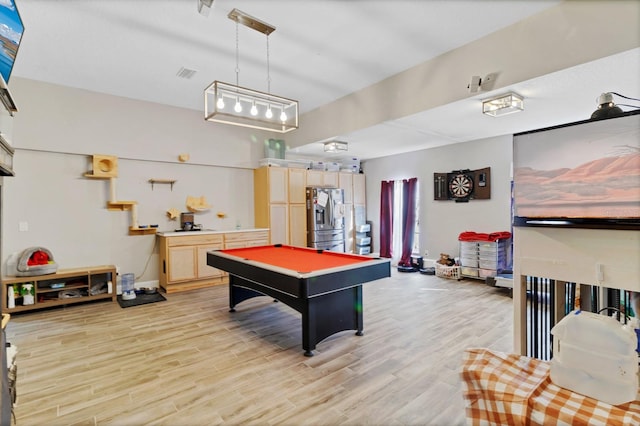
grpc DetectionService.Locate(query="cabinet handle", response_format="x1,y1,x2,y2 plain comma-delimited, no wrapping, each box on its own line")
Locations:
163,260,166,274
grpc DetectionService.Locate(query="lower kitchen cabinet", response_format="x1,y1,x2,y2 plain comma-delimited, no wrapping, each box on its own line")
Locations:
159,233,225,293
223,229,269,249
158,229,269,293
1,265,117,313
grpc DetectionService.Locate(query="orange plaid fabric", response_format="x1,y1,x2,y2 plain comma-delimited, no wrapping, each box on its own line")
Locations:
461,348,640,425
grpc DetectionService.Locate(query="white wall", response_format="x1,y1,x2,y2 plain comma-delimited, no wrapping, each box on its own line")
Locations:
10,78,267,167
363,134,513,259
2,78,264,282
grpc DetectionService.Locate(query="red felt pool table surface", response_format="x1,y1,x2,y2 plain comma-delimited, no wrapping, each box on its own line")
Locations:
219,244,373,273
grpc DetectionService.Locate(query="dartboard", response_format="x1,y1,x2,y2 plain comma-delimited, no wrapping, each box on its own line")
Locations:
449,173,474,199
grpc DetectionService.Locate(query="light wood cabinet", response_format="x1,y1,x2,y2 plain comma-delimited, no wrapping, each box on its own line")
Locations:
255,167,290,244
306,170,338,187
269,204,289,244
255,166,366,249
339,172,354,203
160,233,225,293
1,265,116,313
223,230,269,248
306,170,323,187
289,204,307,247
288,168,307,203
265,167,288,203
158,230,269,293
353,173,366,204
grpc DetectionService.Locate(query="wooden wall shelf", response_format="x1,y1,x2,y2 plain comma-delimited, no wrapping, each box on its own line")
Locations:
107,201,137,211
83,173,111,179
129,227,158,236
84,163,155,235
148,179,176,190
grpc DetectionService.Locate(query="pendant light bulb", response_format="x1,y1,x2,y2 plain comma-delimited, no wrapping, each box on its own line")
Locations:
280,110,287,122
250,101,258,116
216,96,225,109
234,98,242,113
265,105,273,119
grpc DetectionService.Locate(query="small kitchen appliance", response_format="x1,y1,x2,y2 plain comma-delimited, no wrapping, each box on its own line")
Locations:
180,212,195,231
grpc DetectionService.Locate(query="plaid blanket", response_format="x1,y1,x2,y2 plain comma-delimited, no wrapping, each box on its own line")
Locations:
461,348,640,425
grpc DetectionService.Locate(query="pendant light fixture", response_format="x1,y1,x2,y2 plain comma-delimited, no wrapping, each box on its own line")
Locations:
204,9,299,133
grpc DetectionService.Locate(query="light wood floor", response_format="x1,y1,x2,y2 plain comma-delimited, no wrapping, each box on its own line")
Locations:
6,271,513,426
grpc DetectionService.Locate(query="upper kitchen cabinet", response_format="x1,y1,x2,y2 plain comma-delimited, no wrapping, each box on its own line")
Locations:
254,167,290,244
255,166,288,204
288,168,307,204
339,172,354,204
306,170,338,188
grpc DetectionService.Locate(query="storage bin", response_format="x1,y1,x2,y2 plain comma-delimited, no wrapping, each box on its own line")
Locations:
478,242,499,253
341,157,360,171
325,162,340,172
436,264,460,279
460,242,478,256
479,258,498,269
479,268,494,278
460,266,478,277
356,236,371,246
287,159,311,169
549,309,639,405
356,223,370,233
356,246,371,255
460,257,479,267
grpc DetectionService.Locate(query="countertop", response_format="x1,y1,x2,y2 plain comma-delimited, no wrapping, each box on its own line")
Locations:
156,228,268,237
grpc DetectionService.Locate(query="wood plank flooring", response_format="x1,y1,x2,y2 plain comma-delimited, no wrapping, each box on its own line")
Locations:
5,271,513,425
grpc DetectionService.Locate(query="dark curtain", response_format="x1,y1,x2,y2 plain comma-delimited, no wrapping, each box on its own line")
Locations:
398,178,418,266
379,180,394,258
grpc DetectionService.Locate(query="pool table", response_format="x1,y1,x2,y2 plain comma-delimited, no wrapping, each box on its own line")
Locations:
207,244,391,356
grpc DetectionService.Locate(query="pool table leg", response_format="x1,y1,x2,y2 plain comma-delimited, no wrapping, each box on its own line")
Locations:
302,285,364,356
228,276,266,312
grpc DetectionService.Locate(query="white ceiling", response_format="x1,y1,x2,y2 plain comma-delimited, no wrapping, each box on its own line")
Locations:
10,0,640,161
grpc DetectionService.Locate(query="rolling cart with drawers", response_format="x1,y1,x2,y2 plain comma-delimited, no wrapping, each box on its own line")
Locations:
459,238,511,282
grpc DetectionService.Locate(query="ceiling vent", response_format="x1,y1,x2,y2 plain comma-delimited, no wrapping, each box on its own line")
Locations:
176,67,197,79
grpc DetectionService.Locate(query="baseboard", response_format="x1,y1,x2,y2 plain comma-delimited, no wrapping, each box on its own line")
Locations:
116,279,160,294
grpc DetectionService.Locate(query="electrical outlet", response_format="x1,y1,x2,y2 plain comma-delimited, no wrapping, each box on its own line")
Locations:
19,221,28,232
424,250,429,258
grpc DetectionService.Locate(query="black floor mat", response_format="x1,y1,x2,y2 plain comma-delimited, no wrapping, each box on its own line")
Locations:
117,293,166,308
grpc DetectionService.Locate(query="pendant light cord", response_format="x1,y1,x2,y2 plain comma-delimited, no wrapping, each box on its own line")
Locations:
266,34,271,94
235,21,240,87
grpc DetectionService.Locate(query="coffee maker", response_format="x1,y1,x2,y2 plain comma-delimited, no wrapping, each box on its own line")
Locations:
180,212,195,231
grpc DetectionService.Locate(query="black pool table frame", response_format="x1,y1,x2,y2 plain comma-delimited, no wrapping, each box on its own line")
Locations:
207,250,391,356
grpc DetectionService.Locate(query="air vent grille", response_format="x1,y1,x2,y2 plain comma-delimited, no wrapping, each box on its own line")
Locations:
176,67,197,79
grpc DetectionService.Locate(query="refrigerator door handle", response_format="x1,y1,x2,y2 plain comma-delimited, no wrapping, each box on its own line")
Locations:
327,192,334,228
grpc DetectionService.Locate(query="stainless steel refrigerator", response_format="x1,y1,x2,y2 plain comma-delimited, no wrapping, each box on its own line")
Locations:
306,187,346,252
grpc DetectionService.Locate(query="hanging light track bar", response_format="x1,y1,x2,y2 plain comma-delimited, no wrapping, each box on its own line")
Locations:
227,8,275,35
